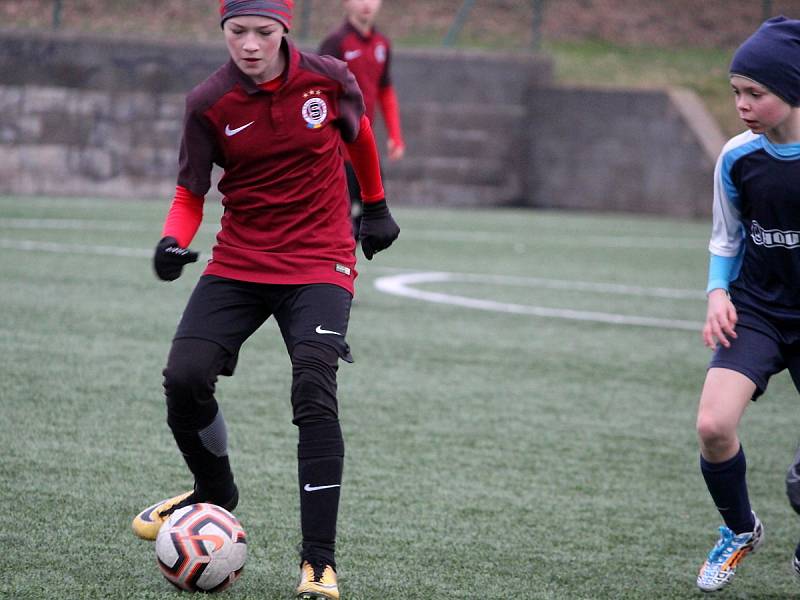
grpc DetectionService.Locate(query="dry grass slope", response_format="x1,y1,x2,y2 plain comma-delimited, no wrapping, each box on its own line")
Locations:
4,0,799,48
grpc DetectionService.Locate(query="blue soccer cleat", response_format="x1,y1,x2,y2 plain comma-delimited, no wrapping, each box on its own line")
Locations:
697,513,763,592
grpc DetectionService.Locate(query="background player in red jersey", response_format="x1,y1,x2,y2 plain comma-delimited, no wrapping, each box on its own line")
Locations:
130,2,399,598
319,0,405,238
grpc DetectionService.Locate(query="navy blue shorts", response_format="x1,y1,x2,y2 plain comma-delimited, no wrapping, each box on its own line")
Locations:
174,275,353,376
709,304,800,398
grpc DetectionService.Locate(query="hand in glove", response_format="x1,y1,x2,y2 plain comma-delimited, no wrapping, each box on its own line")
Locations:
358,199,400,260
153,236,198,281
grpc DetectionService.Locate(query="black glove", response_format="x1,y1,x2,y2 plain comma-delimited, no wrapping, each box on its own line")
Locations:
153,236,199,281
358,199,400,260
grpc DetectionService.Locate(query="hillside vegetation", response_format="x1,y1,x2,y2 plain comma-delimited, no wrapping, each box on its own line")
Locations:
5,0,800,135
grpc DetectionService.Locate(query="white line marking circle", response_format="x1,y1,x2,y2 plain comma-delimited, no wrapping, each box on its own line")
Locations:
374,271,702,331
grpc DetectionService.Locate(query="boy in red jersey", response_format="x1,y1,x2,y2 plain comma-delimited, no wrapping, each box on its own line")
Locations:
130,2,399,598
319,0,405,238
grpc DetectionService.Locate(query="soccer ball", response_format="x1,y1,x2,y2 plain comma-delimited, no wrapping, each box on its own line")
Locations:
155,503,247,592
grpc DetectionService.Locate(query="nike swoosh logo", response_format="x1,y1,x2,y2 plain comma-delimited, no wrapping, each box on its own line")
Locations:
188,534,225,552
225,121,255,137
304,483,341,492
315,325,342,336
310,583,339,590
343,50,362,60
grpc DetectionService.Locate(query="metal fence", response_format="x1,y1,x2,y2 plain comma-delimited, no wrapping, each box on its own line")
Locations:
47,0,784,47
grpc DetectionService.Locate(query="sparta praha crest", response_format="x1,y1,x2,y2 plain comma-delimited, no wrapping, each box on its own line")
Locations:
155,503,247,592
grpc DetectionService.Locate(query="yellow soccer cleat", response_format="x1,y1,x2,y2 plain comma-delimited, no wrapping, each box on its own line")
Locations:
131,490,195,540
296,561,339,600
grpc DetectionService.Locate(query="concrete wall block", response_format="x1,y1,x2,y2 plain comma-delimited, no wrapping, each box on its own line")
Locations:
83,118,113,149
38,112,89,145
399,102,525,161
16,115,44,142
0,85,23,112
435,128,492,158
85,122,131,154
526,86,722,217
394,48,552,106
0,125,15,143
0,30,723,216
6,173,171,199
110,92,159,121
119,146,178,179
154,148,179,179
67,147,117,181
22,86,71,113
67,89,111,117
119,147,155,178
388,179,520,207
16,144,70,176
0,145,22,182
130,119,182,150
386,156,508,187
405,101,526,131
158,96,186,120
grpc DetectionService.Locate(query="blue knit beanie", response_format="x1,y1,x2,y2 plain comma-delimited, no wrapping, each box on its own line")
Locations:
730,16,800,107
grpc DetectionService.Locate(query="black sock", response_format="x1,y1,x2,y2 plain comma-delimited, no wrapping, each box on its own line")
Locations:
701,445,755,534
169,409,236,504
298,421,344,568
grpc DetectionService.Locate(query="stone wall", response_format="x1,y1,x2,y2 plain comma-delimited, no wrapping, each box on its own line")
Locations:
0,29,724,217
526,86,726,218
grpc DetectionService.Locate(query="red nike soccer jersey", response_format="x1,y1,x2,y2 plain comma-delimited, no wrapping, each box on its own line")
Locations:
177,38,364,293
319,20,392,123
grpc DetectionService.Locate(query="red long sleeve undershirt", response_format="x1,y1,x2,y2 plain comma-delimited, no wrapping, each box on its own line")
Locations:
344,114,385,202
162,113,384,247
378,85,404,148
161,185,204,248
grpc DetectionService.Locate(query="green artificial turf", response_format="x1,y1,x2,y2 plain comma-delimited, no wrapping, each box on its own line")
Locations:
2,196,799,599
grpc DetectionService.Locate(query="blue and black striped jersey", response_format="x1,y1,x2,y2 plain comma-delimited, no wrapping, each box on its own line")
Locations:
709,130,800,318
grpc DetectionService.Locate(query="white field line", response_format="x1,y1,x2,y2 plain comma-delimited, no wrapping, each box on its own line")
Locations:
439,272,704,300
374,271,703,331
0,218,703,249
0,218,150,231
0,218,220,234
0,237,702,331
398,229,704,249
0,238,153,258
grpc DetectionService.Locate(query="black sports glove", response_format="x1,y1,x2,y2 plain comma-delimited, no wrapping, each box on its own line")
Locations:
358,199,400,260
153,236,199,281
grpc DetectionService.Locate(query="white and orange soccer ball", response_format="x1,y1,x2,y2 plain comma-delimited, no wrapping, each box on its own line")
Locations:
155,503,247,592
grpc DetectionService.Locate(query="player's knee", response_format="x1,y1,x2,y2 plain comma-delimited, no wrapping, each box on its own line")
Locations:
163,339,223,424
696,412,735,453
164,358,214,400
290,342,339,425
